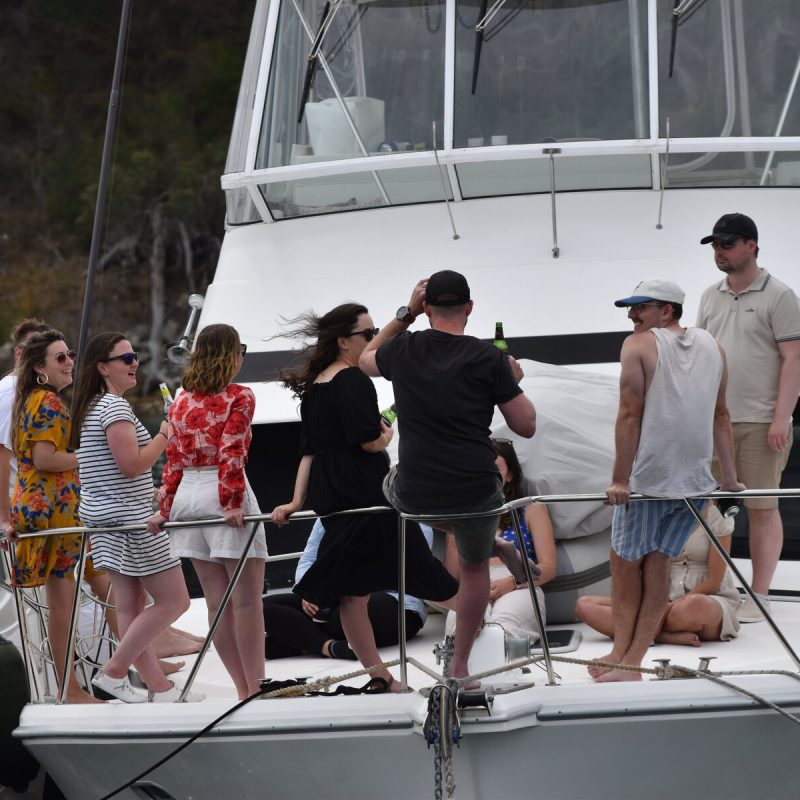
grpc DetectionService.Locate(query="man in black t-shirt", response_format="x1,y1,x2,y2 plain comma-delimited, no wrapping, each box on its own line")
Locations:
361,270,536,684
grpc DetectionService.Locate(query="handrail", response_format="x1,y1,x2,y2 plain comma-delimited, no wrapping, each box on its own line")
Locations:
5,488,800,702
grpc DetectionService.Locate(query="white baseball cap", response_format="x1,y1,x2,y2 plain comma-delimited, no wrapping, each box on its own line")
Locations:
614,278,686,307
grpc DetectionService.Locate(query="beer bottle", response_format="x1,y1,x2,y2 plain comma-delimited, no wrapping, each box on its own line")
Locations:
381,404,398,426
493,322,509,353
158,383,174,417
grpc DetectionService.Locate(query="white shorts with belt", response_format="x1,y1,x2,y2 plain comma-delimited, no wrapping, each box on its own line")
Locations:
169,468,268,563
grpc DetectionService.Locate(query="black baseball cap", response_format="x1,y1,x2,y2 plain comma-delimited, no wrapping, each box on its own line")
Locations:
426,270,471,306
700,213,758,245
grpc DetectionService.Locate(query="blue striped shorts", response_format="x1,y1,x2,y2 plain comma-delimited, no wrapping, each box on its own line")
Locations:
611,498,708,561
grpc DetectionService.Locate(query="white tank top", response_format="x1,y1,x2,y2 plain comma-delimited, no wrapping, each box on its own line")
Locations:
630,327,721,498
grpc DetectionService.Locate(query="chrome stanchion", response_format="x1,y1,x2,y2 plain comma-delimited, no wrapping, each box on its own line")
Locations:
397,515,408,692
178,519,262,701
57,532,89,704
509,506,555,685
684,497,800,671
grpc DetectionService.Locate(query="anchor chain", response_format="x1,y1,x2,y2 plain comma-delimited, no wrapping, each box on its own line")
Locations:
424,681,461,800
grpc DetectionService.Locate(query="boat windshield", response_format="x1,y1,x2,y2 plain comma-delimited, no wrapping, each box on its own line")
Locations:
224,0,800,221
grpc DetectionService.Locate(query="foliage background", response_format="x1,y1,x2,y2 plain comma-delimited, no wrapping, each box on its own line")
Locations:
0,0,255,403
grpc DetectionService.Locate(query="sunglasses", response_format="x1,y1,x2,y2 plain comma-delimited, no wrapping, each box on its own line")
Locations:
628,302,665,313
52,349,77,364
710,238,742,250
346,328,380,342
239,343,247,355
491,437,514,447
106,352,140,366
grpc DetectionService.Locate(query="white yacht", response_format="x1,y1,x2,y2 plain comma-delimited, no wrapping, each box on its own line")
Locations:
10,0,800,798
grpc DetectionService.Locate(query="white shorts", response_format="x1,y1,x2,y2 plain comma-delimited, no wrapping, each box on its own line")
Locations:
169,469,268,563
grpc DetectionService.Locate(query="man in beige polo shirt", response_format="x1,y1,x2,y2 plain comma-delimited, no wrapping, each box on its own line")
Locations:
697,213,800,620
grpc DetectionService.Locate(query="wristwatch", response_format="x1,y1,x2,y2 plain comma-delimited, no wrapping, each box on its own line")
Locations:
396,305,416,323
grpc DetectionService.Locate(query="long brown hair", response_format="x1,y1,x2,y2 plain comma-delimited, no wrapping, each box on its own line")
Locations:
69,331,128,449
12,329,68,458
181,324,241,394
494,438,524,531
279,303,368,398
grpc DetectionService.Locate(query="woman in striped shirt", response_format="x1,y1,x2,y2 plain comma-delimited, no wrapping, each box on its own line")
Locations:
72,332,201,703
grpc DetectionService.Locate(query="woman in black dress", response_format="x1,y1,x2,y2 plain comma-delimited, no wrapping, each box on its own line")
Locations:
271,303,457,692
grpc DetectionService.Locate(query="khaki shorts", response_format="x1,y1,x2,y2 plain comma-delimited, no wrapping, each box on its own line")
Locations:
383,466,503,563
712,422,793,510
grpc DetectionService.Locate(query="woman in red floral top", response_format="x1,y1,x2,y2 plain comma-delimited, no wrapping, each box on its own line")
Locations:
148,324,267,700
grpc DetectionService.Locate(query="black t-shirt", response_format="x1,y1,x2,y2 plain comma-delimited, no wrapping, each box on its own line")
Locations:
376,329,522,512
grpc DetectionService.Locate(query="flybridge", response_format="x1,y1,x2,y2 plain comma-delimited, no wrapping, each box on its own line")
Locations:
221,0,800,223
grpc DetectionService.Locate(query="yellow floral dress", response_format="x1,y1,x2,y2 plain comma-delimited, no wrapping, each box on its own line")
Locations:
10,389,85,588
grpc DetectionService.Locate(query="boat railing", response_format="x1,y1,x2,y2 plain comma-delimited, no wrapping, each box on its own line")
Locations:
3,488,799,702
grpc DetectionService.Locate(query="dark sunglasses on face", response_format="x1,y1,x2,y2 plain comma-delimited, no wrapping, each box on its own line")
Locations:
106,352,140,366
346,328,379,342
239,343,247,355
53,349,77,363
711,238,742,250
628,302,664,313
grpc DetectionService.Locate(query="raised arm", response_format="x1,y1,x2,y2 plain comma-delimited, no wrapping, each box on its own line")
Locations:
360,280,427,377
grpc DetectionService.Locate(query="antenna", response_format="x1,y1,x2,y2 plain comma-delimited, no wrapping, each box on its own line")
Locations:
166,293,204,365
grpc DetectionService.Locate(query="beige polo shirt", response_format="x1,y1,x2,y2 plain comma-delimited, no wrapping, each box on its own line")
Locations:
696,269,800,423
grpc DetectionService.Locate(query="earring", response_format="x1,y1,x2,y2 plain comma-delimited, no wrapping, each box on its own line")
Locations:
36,373,49,386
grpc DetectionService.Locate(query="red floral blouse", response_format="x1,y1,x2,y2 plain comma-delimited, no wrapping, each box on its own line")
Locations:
160,384,255,518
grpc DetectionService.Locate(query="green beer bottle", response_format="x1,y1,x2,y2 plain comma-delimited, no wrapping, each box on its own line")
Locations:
381,404,398,426
493,322,509,353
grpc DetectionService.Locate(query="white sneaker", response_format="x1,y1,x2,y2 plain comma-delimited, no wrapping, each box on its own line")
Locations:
738,593,771,623
149,682,206,703
92,671,148,703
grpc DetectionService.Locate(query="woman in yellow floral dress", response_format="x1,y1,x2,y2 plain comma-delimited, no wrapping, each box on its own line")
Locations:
3,330,103,703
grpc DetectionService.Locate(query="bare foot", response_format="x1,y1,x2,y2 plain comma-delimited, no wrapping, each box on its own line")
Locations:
655,631,701,647
68,688,105,704
169,626,205,644
159,659,186,675
493,537,541,584
594,667,643,683
154,630,203,659
587,652,618,679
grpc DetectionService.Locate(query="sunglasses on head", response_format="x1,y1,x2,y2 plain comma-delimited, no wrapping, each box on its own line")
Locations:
53,349,77,364
346,328,379,342
106,352,140,366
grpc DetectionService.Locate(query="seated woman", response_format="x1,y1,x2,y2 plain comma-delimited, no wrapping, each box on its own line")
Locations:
263,520,432,660
446,438,557,640
576,504,740,646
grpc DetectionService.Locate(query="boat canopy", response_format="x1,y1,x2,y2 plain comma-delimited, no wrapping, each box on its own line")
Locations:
222,0,800,223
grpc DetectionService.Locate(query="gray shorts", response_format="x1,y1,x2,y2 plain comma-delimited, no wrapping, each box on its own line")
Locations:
383,466,504,563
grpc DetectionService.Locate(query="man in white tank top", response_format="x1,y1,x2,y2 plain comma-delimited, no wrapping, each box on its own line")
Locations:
589,279,744,683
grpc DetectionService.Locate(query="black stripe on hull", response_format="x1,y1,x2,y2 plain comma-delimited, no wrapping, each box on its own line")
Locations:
237,331,630,383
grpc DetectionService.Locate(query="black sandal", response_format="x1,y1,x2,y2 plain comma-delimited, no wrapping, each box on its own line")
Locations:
360,676,393,694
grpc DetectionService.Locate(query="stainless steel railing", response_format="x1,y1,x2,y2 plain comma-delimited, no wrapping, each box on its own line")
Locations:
3,487,800,702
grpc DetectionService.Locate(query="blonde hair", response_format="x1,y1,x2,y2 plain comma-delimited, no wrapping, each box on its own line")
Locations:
181,324,241,394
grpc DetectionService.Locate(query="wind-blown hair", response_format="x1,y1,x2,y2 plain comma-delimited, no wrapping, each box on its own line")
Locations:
69,331,128,450
181,324,241,394
279,303,368,398
12,329,67,459
494,438,524,531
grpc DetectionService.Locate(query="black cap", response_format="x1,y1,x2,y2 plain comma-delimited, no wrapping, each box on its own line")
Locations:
425,270,471,306
700,213,758,245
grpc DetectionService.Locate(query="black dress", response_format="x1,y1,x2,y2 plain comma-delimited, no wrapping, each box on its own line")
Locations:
293,368,458,607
